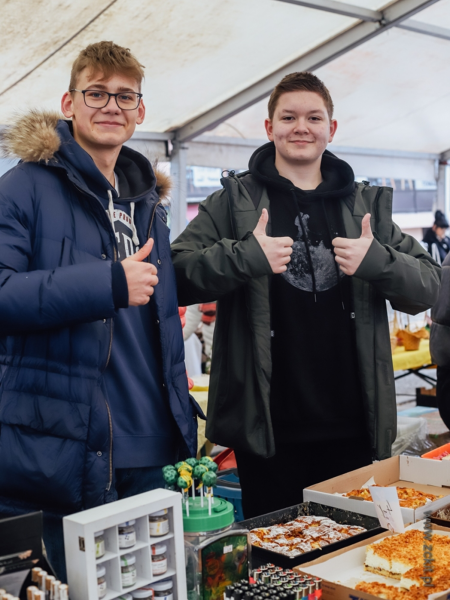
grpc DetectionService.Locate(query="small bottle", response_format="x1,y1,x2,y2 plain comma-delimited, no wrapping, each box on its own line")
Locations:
151,543,167,576
45,577,55,600
37,572,47,592
118,521,136,549
95,530,106,559
26,588,38,600
58,585,68,600
149,509,169,537
31,569,42,584
120,554,137,588
51,581,61,600
97,566,107,599
314,580,322,600
34,593,45,600
152,579,174,600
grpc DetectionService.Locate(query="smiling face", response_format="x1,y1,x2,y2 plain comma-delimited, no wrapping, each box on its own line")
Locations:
265,90,337,169
61,68,145,153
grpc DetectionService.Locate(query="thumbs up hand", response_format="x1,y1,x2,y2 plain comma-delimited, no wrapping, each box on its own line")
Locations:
332,213,374,276
253,209,294,274
121,238,159,305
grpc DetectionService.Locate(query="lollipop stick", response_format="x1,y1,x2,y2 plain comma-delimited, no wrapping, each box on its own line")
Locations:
201,485,204,507
192,481,195,499
208,491,212,516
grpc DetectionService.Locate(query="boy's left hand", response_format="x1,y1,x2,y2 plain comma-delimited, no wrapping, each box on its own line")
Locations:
332,213,373,276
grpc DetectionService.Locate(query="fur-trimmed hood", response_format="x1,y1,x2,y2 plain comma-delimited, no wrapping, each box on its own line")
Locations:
1,110,171,202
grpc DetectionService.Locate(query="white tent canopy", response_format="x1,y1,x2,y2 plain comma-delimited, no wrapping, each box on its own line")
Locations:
2,0,450,234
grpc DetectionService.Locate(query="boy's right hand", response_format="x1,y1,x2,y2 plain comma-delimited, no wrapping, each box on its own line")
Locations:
253,209,293,274
121,239,159,305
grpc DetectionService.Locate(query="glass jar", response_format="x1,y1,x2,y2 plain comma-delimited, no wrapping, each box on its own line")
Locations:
94,530,105,559
151,544,167,576
152,579,173,600
118,520,136,549
149,509,169,537
96,566,107,599
120,554,137,588
131,588,154,600
118,595,132,600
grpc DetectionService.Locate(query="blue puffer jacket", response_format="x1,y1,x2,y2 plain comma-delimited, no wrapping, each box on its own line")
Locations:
0,112,200,516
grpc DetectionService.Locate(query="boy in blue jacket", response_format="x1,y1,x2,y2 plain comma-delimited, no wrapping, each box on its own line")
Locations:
0,41,199,580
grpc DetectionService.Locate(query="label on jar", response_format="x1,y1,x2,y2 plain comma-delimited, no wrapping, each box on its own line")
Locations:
98,580,107,598
152,557,167,576
95,539,105,559
118,531,136,548
149,519,169,537
154,593,173,600
121,568,137,587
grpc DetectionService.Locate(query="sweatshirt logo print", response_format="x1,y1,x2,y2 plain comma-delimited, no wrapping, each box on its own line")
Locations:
110,209,139,259
282,212,343,292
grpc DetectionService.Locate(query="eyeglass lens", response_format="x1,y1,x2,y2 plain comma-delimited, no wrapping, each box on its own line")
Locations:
84,90,140,110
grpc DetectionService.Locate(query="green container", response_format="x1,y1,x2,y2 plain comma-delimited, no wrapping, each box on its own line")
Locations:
183,497,249,600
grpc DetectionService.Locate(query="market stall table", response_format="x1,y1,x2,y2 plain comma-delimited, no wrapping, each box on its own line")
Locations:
392,339,436,385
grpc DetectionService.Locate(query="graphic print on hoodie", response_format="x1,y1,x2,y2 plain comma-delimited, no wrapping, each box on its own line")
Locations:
249,143,367,444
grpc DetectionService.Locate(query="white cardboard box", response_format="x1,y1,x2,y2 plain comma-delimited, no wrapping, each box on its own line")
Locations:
295,521,450,600
303,455,450,523
63,489,186,600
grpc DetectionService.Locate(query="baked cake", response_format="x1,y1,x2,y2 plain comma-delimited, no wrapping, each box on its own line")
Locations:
249,515,366,558
344,486,442,508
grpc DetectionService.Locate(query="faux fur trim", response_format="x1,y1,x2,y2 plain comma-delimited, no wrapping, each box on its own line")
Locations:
1,110,62,163
154,165,172,203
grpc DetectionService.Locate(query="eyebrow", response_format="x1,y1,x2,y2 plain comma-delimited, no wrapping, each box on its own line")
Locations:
280,108,326,115
86,83,138,93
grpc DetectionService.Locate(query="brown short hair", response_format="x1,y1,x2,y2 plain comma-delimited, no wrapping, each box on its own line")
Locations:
69,41,145,91
268,72,334,120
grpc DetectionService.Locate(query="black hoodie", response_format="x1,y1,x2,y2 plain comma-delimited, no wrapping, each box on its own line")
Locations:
249,142,367,443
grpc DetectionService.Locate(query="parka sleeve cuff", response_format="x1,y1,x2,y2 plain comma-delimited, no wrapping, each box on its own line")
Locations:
354,237,390,280
242,232,274,278
111,261,129,309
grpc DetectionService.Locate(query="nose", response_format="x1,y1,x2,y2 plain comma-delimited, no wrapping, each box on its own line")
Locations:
293,118,309,134
102,95,121,112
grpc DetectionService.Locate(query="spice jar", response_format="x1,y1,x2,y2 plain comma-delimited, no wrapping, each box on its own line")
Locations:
118,520,136,549
149,510,169,537
97,566,107,599
118,595,132,600
151,544,167,576
120,554,137,588
131,589,154,600
152,579,173,600
95,530,105,559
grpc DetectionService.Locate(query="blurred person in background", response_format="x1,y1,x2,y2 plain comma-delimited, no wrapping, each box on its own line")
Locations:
423,210,450,264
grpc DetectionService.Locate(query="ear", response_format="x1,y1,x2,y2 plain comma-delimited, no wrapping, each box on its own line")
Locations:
136,97,146,125
328,119,338,143
61,91,74,118
265,118,274,141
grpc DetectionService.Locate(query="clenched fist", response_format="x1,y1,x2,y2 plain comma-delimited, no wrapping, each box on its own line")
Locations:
121,239,159,305
253,209,293,274
332,213,373,276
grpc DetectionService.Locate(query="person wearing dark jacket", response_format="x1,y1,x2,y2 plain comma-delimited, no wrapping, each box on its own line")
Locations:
0,42,200,580
171,72,441,518
422,210,450,265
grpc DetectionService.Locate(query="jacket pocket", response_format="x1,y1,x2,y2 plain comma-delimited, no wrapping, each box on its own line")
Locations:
0,391,90,511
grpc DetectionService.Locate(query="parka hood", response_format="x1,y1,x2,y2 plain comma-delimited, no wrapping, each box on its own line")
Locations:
1,110,171,202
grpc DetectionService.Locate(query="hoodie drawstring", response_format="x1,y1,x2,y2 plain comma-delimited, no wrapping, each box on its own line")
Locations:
291,189,317,303
107,189,140,247
321,197,346,311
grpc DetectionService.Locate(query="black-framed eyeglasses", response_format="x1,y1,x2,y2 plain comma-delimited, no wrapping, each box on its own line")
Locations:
70,89,143,110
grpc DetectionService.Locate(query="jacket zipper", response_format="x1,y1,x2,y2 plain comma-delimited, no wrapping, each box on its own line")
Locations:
68,176,118,493
148,198,162,239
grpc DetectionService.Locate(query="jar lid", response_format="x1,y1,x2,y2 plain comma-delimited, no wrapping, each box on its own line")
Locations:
151,579,173,592
118,595,132,600
96,566,106,578
94,530,104,536
131,589,153,599
118,520,136,527
120,554,136,566
149,509,168,517
151,543,167,555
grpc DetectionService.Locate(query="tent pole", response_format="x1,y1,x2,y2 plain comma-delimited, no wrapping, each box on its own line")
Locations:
170,140,188,240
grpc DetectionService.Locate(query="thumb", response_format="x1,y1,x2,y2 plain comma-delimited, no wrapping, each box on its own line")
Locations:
253,208,268,236
360,213,372,239
129,238,154,262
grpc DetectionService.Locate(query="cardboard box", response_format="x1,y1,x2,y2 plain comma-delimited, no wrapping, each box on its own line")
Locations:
294,522,450,600
303,455,450,524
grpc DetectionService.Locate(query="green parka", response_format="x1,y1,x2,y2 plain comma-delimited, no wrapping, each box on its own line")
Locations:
171,172,441,460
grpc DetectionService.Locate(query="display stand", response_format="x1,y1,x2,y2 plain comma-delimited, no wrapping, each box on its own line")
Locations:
63,489,186,600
